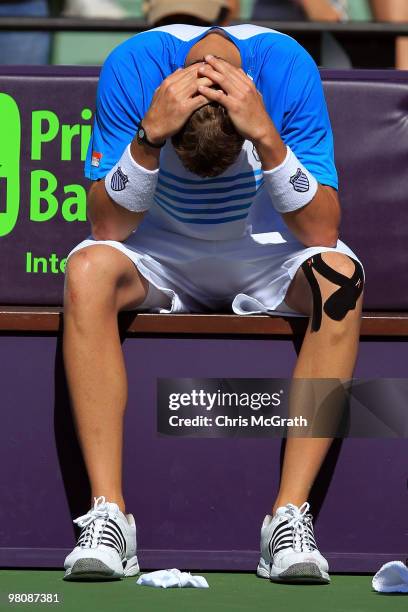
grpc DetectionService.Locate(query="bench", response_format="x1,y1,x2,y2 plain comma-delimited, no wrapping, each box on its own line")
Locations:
1,307,408,336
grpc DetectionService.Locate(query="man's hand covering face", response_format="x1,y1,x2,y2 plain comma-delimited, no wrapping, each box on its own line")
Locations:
142,64,212,145
197,55,273,144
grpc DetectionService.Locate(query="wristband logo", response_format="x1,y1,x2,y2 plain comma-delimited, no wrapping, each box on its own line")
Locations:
0,93,20,238
290,168,310,193
0,94,92,238
110,167,129,191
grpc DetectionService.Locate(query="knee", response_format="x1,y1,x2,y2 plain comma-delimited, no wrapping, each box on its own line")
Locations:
321,252,360,281
302,252,364,333
319,252,364,301
64,246,118,310
324,253,364,329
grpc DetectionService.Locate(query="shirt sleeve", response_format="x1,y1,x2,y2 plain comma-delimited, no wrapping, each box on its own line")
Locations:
84,36,164,180
280,47,338,190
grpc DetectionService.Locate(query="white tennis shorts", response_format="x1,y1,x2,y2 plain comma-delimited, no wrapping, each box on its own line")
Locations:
67,217,363,316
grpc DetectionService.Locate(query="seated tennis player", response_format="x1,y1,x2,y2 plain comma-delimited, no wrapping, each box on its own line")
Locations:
63,24,364,583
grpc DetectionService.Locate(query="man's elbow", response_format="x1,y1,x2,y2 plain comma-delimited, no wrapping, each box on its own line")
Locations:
90,221,127,242
90,221,109,241
303,229,339,248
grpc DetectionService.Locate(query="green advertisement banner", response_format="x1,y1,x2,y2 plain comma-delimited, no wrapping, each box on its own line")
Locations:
0,67,99,304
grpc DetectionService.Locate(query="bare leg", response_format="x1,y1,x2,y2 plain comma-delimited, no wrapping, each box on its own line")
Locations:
396,38,408,70
63,245,148,513
272,252,363,513
370,0,408,69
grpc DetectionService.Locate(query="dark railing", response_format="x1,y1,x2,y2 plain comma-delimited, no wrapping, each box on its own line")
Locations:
0,18,407,35
1,19,406,68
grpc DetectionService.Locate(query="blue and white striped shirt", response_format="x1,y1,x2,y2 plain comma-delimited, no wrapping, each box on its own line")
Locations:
86,24,337,241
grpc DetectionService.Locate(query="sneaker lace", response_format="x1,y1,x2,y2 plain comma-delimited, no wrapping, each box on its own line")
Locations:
285,502,314,553
73,496,110,549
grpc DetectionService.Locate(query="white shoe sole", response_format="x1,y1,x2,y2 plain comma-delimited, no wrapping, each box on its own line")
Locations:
257,559,330,584
124,556,140,577
64,555,139,581
256,558,271,580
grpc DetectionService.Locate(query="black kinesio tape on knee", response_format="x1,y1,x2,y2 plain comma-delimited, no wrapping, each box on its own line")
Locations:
302,256,323,331
301,254,364,332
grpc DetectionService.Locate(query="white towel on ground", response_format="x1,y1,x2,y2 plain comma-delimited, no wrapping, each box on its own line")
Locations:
372,561,408,593
136,569,209,588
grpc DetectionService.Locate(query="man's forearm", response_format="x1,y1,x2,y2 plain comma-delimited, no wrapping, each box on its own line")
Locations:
195,56,340,247
254,124,340,248
88,138,160,241
88,59,211,242
281,185,340,247
87,181,144,242
129,133,161,170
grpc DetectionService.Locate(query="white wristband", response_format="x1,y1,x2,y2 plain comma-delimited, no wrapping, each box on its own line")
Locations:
105,144,159,212
263,146,318,214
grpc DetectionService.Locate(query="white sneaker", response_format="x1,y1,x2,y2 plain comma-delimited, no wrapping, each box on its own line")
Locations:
257,502,330,584
63,496,139,581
